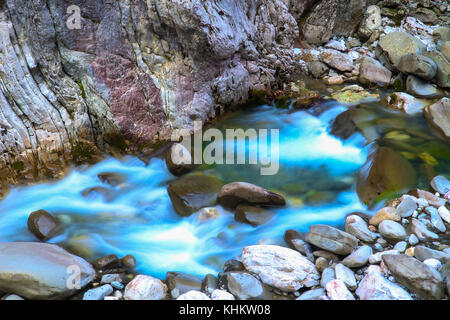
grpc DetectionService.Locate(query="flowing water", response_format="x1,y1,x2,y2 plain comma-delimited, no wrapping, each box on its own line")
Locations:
0,90,449,278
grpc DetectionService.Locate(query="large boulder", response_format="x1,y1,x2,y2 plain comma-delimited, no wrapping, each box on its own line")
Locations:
305,225,358,255
382,254,445,300
406,75,443,99
397,54,437,80
0,242,95,299
359,56,392,87
167,174,224,216
377,32,426,69
241,245,320,292
320,49,354,72
356,146,417,205
424,98,450,143
424,51,450,88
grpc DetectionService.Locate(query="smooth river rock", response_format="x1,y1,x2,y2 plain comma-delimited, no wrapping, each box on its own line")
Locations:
345,214,377,243
217,182,285,209
225,272,263,299
430,175,450,195
424,98,450,143
306,225,358,255
406,75,443,99
378,220,407,242
342,245,373,268
165,143,194,176
27,210,61,241
124,275,168,300
397,53,437,80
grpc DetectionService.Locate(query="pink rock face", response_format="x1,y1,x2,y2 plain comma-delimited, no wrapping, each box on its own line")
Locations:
325,280,355,300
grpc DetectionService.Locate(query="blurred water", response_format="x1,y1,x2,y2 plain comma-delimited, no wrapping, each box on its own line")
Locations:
0,102,370,278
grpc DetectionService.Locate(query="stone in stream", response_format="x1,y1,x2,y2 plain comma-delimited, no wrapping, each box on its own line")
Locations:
408,189,446,208
356,146,416,205
425,207,446,233
97,172,126,187
124,275,167,300
320,267,336,288
177,290,210,300
342,245,373,268
241,245,319,292
369,206,401,226
165,143,194,176
358,56,392,87
376,32,426,69
382,254,445,300
326,280,355,300
167,174,224,216
120,254,137,270
83,284,113,300
378,220,407,242
217,182,285,210
406,75,443,99
423,51,450,88
306,225,358,255
381,92,426,115
92,254,120,270
211,289,235,300
320,49,354,72
424,98,450,143
396,196,417,218
27,209,61,241
223,259,245,272
335,264,357,290
0,242,95,299
397,54,437,80
358,5,382,39
234,205,274,226
355,265,412,300
438,206,450,224
414,246,450,263
296,288,325,300
201,274,218,294
284,229,315,262
225,272,263,299
430,176,450,195
345,215,377,243
166,271,202,296
81,186,117,202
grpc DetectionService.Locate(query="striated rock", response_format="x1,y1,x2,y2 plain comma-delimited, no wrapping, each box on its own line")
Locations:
342,245,373,268
407,218,439,242
423,51,450,88
225,272,263,299
83,284,113,301
414,246,450,264
177,290,210,300
406,75,443,99
369,206,401,226
359,56,392,87
27,209,61,241
168,174,224,217
234,205,274,226
430,176,450,195
306,225,358,255
378,220,407,242
326,280,355,300
356,265,412,300
217,182,285,210
377,32,426,69
345,214,377,243
124,275,167,300
424,98,450,143
241,245,319,292
358,5,382,39
211,289,235,300
165,143,194,176
320,49,354,72
382,254,445,300
0,242,95,299
398,54,437,80
166,272,202,296
335,264,357,290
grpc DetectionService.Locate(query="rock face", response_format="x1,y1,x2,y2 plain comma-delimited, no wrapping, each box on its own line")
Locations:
0,242,95,299
217,182,285,209
0,0,309,186
305,225,358,255
424,98,450,143
241,245,320,292
358,5,381,39
382,254,445,300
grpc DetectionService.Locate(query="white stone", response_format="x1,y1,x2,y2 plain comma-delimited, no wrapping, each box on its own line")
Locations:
423,258,442,271
241,245,320,292
124,275,167,300
438,206,450,223
393,241,407,253
369,250,400,264
177,290,211,300
326,280,355,300
335,264,357,290
211,290,235,300
408,234,419,245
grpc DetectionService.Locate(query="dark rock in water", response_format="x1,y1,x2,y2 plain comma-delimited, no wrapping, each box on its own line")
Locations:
406,75,443,99
329,109,358,140
0,242,95,299
97,172,126,187
217,182,285,209
165,143,194,176
234,205,274,226
167,174,224,217
305,225,358,255
223,259,245,272
201,274,218,294
382,254,445,300
430,175,450,195
414,246,450,263
166,271,202,296
92,254,120,270
81,186,117,202
284,229,315,262
120,255,137,270
27,210,61,241
356,146,417,204
397,53,437,80
424,98,450,143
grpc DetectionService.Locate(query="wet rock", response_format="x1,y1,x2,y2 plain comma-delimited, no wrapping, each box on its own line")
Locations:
306,225,358,255
326,279,355,300
406,75,443,99
97,172,125,187
226,272,263,299
320,49,354,72
407,218,439,242
165,143,194,176
330,86,379,105
377,32,426,69
83,284,113,300
296,288,325,300
201,274,218,294
321,267,336,288
356,146,417,205
168,174,224,216
408,189,446,208
120,254,137,270
358,5,382,39
431,176,450,195
307,61,329,78
284,229,314,262
424,98,450,143
398,54,437,80
356,265,412,300
414,246,450,264
234,205,274,226
223,259,245,272
27,209,61,241
382,254,445,300
217,182,285,210
359,56,392,87
211,289,235,300
425,207,446,233
396,196,417,218
92,254,120,270
423,51,450,88
124,275,167,300
369,206,401,226
378,220,407,242
342,245,373,268
381,92,426,115
241,245,319,292
345,214,377,243
0,242,95,299
166,272,202,296
177,290,210,300
335,264,357,290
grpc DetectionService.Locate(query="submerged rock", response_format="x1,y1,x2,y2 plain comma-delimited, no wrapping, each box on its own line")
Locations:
305,225,358,255
0,242,95,299
27,209,61,241
234,205,274,226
